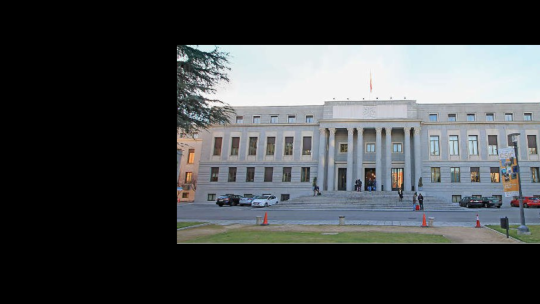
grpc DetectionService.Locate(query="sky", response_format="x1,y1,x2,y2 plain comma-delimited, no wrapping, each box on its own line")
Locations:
193,45,540,107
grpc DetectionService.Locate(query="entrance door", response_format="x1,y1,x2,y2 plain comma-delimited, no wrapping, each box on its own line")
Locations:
364,169,376,191
338,168,347,191
391,168,404,191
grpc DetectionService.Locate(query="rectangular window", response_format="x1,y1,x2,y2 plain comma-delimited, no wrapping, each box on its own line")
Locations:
470,167,480,182
301,167,310,182
524,113,532,121
302,137,312,155
366,143,375,153
288,115,296,123
490,167,500,183
281,194,290,201
236,116,243,123
208,194,216,201
266,137,275,155
527,135,538,154
246,167,255,182
282,167,292,182
488,135,498,156
486,113,494,121
431,167,441,183
467,114,476,121
210,167,219,182
226,167,236,182
306,115,314,123
340,143,348,153
264,167,273,182
270,115,278,123
393,143,402,153
430,135,440,156
468,135,479,155
451,167,460,183
188,149,195,164
284,137,294,155
185,172,193,183
213,137,222,156
452,195,461,203
253,115,261,124
248,137,258,156
505,113,513,121
449,135,459,156
230,137,239,156
448,114,456,121
531,167,540,183
429,114,438,122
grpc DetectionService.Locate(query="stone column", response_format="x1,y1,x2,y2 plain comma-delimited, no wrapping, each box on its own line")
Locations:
404,127,411,192
327,128,336,191
385,127,392,192
375,127,382,192
414,127,421,192
356,127,364,185
317,128,326,191
347,127,354,191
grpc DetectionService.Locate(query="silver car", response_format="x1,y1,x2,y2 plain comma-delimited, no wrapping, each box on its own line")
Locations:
251,195,279,208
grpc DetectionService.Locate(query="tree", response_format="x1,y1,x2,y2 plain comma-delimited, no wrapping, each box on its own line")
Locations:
177,45,236,136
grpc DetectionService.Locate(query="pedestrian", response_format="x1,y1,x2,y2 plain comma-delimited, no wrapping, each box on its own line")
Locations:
413,192,418,211
354,179,359,191
358,179,362,192
398,189,403,202
315,186,320,195
418,193,424,210
367,178,372,192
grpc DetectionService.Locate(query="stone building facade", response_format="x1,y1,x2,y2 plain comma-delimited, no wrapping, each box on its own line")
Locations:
193,100,540,204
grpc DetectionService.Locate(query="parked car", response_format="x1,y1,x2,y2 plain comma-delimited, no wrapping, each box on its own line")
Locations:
459,196,484,208
239,195,256,206
216,194,241,207
251,195,279,208
510,196,540,208
481,196,502,208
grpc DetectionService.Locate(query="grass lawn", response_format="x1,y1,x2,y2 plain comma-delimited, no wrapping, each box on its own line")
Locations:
177,221,206,229
486,224,540,243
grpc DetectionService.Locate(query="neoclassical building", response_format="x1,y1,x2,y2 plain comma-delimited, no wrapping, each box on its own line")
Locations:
192,99,539,204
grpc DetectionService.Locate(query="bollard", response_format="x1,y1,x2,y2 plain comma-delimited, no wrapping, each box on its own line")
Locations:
339,215,345,225
256,216,262,225
428,217,434,227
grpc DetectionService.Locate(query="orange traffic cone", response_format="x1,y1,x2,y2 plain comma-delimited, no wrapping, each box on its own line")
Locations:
421,213,428,227
261,212,269,226
475,214,481,228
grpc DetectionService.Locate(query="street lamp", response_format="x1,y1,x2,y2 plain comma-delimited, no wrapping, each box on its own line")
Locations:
509,133,530,235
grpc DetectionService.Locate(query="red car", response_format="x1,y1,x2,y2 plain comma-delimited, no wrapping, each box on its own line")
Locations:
510,196,540,208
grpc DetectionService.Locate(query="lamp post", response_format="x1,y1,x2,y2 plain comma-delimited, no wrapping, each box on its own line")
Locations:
509,133,530,235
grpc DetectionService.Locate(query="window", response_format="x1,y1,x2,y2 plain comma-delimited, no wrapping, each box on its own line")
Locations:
253,115,261,124
505,113,513,121
451,167,460,183
302,137,312,155
213,137,222,156
470,167,480,182
467,114,475,121
468,135,479,155
486,113,494,121
246,167,255,182
488,135,498,156
248,137,258,156
281,194,290,201
430,135,440,156
236,116,243,123
188,149,195,164
340,143,348,153
393,143,402,153
366,143,375,153
448,114,456,121
452,195,461,203
429,114,438,122
449,135,459,156
284,137,294,155
208,194,216,201
228,167,237,182
306,115,314,123
282,167,292,182
210,167,219,182
264,167,273,182
531,167,540,183
527,135,537,154
490,167,500,183
182,193,189,199
266,137,275,155
431,167,441,183
185,172,193,183
288,115,296,123
301,167,310,182
524,113,532,121
270,115,278,123
230,137,239,156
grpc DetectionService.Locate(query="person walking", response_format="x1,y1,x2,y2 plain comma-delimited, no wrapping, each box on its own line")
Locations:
398,189,403,202
358,179,362,192
418,193,424,210
413,192,418,211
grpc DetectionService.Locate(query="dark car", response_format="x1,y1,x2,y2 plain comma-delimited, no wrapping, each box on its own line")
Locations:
459,196,484,208
481,196,502,208
216,194,241,207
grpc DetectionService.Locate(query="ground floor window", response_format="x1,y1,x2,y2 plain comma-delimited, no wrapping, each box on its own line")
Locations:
452,195,461,203
532,167,540,183
281,194,290,201
208,194,216,201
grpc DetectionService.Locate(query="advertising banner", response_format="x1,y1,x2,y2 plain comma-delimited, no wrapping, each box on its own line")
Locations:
498,147,520,197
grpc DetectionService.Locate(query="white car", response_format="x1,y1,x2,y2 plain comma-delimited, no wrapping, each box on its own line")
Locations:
251,195,279,208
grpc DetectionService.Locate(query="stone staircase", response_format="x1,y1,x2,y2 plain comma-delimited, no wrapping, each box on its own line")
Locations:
274,191,465,211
